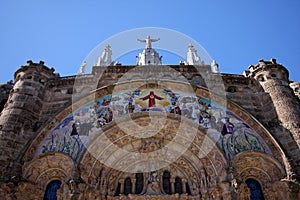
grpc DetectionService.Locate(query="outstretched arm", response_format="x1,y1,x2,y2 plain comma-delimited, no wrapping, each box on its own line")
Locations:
150,38,160,42
154,94,163,100
141,94,150,100
137,39,146,43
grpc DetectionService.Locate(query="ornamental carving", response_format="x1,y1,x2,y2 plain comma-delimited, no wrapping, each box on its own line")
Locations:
23,153,75,187
233,151,285,183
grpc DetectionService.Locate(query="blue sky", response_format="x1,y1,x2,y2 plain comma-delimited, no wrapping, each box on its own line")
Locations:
0,0,299,83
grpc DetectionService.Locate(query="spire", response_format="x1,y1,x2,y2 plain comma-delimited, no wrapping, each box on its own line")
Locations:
96,45,113,66
186,44,203,65
136,35,162,66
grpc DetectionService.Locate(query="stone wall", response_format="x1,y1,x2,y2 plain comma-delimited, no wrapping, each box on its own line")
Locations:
0,60,300,199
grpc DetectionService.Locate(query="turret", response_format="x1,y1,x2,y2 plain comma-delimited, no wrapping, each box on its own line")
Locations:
248,58,300,181
248,58,289,82
0,60,57,179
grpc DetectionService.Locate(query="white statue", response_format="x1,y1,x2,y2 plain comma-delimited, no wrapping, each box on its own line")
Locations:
136,35,162,65
211,60,219,73
186,44,203,65
79,61,87,74
137,35,160,49
96,45,112,66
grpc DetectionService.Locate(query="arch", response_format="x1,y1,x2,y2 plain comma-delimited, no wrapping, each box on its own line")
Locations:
96,140,225,196
245,178,265,200
20,80,290,197
43,180,62,200
233,151,285,192
115,182,121,196
174,177,183,194
22,81,286,166
22,153,75,188
162,171,171,195
124,177,132,195
270,73,277,78
22,81,285,162
15,74,21,82
76,111,228,196
185,181,192,195
135,173,144,194
257,74,265,82
26,74,33,79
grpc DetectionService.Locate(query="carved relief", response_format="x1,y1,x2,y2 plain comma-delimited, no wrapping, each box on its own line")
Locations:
16,182,43,200
232,152,287,200
233,152,285,184
237,182,251,200
23,153,75,189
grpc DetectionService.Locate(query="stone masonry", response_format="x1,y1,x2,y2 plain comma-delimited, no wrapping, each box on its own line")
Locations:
0,59,299,199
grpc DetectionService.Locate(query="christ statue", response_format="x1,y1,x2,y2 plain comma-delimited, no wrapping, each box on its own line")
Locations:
137,35,160,49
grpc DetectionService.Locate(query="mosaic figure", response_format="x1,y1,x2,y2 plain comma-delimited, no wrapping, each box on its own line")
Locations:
140,91,164,108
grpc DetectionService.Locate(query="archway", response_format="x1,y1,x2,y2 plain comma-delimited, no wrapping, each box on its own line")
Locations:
246,179,265,200
43,180,62,200
78,112,229,198
22,153,75,199
233,152,286,199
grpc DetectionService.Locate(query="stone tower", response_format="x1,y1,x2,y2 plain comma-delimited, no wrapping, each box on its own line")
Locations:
248,59,300,180
0,60,57,180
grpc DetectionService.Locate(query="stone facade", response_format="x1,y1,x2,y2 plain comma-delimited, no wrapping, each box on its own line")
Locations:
0,58,299,199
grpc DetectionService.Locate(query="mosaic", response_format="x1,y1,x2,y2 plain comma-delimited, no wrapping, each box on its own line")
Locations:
35,89,271,161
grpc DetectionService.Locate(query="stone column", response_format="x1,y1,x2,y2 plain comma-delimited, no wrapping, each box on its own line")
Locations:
182,179,187,194
171,178,175,194
132,178,136,194
119,179,124,194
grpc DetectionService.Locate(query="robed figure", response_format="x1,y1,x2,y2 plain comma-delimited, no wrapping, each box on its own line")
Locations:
141,91,163,108
221,117,234,135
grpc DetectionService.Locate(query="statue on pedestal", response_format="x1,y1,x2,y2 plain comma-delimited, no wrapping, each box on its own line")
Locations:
137,35,160,49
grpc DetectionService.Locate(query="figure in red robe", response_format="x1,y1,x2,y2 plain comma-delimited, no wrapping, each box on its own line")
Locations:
141,91,163,107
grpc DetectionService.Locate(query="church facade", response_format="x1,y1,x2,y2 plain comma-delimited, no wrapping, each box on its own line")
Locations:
0,38,300,199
